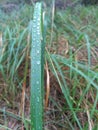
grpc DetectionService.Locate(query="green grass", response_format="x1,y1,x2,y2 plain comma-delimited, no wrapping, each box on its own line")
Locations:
0,2,98,130
46,4,98,130
30,2,45,130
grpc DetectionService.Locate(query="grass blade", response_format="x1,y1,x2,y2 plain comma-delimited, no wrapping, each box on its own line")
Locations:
30,2,46,130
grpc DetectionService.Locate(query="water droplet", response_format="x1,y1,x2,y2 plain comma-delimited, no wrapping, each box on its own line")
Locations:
33,22,36,25
37,23,40,27
36,40,40,43
37,87,40,92
38,18,40,21
33,30,36,33
33,38,36,41
37,31,40,34
37,97,40,102
36,81,39,84
37,50,40,54
36,61,40,65
32,45,35,48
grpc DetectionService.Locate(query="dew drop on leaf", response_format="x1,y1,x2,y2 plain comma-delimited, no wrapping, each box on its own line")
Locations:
36,81,39,84
36,61,40,65
37,50,40,54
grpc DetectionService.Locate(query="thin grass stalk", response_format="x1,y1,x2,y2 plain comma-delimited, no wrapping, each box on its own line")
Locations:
85,34,91,78
50,0,55,46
